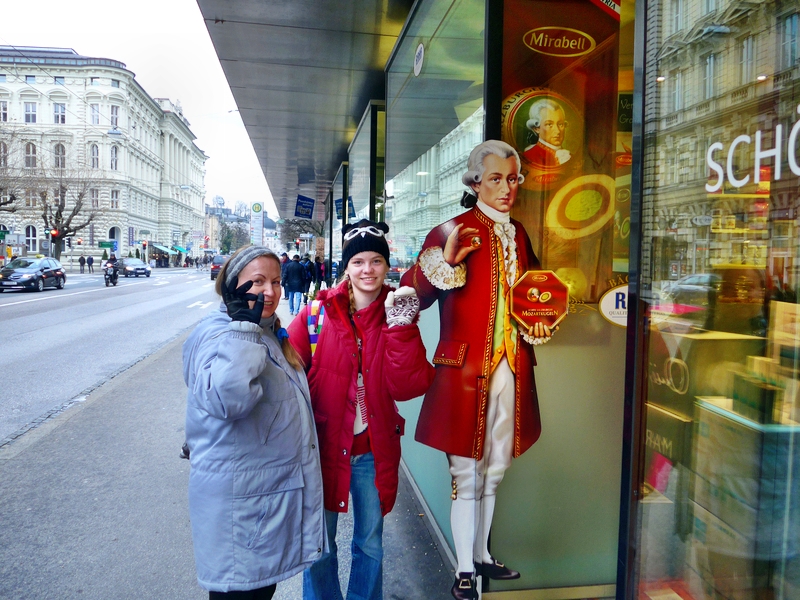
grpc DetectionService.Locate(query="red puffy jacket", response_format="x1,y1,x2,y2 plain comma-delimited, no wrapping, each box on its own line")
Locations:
288,281,434,516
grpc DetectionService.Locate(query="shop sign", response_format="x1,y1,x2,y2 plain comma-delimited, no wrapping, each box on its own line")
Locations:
691,215,713,226
599,284,628,328
523,27,596,58
413,43,424,77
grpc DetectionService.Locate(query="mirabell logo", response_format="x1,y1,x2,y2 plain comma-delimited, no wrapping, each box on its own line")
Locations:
523,27,596,58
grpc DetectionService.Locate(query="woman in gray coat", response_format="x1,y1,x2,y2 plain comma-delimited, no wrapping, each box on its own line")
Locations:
183,246,326,599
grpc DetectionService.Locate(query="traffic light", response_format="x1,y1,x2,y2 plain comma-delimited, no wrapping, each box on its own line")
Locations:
142,241,147,250
66,238,71,248
295,238,300,250
50,228,58,237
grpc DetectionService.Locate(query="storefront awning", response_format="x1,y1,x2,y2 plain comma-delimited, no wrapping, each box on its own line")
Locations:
151,244,177,255
172,246,187,253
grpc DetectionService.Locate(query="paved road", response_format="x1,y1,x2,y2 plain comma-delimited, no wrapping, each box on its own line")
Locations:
0,267,219,443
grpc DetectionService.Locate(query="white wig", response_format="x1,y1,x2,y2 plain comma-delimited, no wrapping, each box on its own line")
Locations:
526,98,564,131
461,140,525,195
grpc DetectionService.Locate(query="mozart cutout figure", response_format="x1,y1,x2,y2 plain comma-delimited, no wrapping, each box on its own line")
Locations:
522,97,571,169
401,140,553,600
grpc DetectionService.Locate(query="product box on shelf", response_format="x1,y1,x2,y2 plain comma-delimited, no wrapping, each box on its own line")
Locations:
690,398,800,596
647,330,765,420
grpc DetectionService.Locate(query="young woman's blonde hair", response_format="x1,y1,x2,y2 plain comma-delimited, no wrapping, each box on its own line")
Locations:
215,247,304,370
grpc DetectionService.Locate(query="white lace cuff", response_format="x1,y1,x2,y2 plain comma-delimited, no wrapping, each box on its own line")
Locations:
418,247,466,290
521,329,551,346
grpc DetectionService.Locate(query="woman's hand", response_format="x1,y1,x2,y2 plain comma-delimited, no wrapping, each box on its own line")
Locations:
442,223,481,266
222,276,264,324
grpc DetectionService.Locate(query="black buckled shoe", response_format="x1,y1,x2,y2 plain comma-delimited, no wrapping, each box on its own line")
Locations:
451,572,478,599
476,558,520,580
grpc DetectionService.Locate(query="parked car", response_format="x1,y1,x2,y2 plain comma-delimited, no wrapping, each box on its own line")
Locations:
210,255,228,280
385,257,407,282
662,273,722,307
119,257,152,278
0,257,66,292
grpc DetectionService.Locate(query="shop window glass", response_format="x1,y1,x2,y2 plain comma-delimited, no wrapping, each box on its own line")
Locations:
635,1,800,600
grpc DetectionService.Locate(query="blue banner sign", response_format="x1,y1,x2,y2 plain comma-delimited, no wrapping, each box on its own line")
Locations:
295,195,315,219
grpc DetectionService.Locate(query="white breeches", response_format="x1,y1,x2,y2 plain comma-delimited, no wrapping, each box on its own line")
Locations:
447,355,515,499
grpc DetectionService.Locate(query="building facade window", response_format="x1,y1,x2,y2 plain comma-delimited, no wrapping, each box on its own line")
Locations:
25,75,35,84
110,105,119,128
670,69,683,112
90,77,99,86
54,143,66,169
703,53,716,100
90,144,99,169
24,102,37,123
53,102,66,124
0,74,6,83
781,14,798,71
110,146,118,170
90,104,100,125
702,0,716,14
110,190,120,209
739,35,755,85
671,0,683,34
24,143,36,169
111,79,120,88
0,101,6,122
90,188,99,208
25,225,37,252
25,190,37,208
54,76,64,85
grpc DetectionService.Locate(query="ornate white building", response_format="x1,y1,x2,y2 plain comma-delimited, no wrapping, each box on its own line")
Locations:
0,46,205,261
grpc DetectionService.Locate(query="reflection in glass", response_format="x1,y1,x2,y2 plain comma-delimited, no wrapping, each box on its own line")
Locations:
637,1,800,598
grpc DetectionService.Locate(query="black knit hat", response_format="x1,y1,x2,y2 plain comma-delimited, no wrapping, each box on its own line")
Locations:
342,219,390,268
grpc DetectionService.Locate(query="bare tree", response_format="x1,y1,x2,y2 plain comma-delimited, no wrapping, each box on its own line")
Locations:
38,165,103,260
0,127,27,214
279,218,326,256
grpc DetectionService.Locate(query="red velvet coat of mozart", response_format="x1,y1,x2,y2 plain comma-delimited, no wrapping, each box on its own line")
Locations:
400,206,542,460
288,282,434,516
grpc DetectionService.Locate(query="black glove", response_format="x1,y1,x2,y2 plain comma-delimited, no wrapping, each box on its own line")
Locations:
222,277,264,324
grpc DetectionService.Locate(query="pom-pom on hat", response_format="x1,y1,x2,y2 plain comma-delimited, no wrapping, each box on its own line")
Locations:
341,219,390,269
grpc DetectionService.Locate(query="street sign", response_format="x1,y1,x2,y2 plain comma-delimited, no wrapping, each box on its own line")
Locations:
98,241,114,248
139,229,151,235
0,231,5,240
41,240,50,250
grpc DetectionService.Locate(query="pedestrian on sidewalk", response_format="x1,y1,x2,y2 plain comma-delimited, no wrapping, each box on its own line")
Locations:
283,254,306,315
280,252,290,299
86,255,94,273
182,246,326,600
287,220,435,600
79,254,85,273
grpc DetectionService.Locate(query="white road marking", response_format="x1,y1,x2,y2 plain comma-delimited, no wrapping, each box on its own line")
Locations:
187,301,213,309
0,280,149,307
154,281,169,286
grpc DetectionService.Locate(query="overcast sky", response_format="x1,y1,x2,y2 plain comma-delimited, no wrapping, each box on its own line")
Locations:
0,0,277,216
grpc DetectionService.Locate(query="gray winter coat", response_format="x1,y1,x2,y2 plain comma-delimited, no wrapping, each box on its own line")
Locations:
183,308,326,592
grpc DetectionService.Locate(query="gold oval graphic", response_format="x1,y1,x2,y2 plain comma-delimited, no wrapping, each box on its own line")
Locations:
530,274,548,282
523,27,596,58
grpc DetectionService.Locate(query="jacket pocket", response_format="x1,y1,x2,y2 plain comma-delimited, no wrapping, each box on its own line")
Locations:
233,463,305,563
432,339,468,367
392,412,406,437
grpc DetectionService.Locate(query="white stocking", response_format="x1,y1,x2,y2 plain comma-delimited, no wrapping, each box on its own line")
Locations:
451,497,478,574
478,494,496,563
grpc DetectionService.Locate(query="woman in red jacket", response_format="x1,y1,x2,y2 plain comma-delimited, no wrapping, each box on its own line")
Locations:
288,219,434,600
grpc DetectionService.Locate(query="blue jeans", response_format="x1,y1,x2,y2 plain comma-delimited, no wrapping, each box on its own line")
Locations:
289,291,304,314
303,452,383,600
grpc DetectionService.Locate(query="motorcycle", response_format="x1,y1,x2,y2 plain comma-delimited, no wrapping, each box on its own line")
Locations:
103,262,119,286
